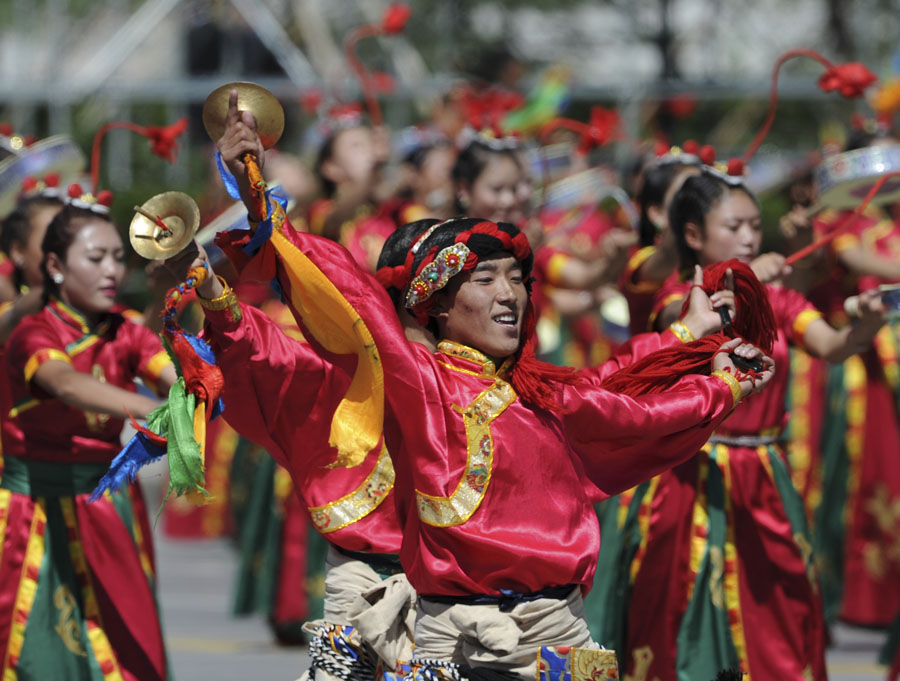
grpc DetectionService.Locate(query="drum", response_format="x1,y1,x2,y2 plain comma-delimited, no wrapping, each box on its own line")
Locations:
815,143,900,210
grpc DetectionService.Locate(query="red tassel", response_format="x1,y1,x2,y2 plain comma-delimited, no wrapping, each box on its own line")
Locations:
601,260,776,397
601,334,727,396
507,301,581,412
679,259,776,353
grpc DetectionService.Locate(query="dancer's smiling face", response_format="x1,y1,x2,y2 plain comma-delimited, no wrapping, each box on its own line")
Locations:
432,253,527,362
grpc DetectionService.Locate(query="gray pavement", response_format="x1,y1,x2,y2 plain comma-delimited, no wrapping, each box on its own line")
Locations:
153,525,892,681
157,535,309,681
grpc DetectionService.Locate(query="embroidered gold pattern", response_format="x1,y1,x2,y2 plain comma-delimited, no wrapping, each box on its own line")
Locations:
84,364,111,433
416,379,516,527
571,648,619,681
54,585,87,657
623,646,660,681
309,445,395,533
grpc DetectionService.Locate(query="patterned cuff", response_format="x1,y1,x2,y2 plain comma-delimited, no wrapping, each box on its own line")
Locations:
198,277,243,323
712,369,743,407
669,319,696,343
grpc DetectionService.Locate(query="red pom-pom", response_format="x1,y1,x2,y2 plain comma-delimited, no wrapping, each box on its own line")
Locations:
68,183,83,199
726,158,745,176
664,94,698,119
23,135,36,146
654,140,670,157
818,62,877,98
580,106,619,151
22,177,38,192
43,172,59,188
382,3,412,34
300,89,323,115
699,145,716,165
145,118,188,164
0,123,12,137
96,190,114,207
682,139,700,155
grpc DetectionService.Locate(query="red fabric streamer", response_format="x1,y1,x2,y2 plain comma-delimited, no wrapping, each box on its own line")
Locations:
743,49,877,163
786,172,900,266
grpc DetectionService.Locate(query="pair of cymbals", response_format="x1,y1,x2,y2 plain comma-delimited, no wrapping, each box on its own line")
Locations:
131,82,285,260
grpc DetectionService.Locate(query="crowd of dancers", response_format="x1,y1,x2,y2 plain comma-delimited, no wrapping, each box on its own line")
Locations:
1,26,900,681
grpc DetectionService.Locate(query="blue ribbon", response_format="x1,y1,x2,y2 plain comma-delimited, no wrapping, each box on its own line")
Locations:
215,153,243,200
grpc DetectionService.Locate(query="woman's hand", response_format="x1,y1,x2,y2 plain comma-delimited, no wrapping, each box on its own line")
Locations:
711,337,775,399
162,240,224,300
750,251,791,284
680,265,737,338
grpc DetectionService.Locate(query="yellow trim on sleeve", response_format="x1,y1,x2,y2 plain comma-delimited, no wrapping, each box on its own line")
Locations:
793,308,823,347
832,233,860,253
711,370,743,408
623,246,663,294
647,292,685,331
23,348,71,383
143,350,172,382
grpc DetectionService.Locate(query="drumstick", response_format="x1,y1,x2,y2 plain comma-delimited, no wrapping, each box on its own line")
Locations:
785,172,900,266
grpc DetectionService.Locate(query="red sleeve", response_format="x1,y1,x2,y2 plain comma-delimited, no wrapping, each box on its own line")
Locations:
5,314,72,397
649,273,690,330
770,286,823,350
562,372,739,496
307,198,334,237
202,300,354,475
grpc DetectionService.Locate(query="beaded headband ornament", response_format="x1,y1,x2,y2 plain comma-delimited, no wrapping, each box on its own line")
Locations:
21,172,62,200
66,183,113,215
652,139,705,166
403,219,531,310
696,145,746,187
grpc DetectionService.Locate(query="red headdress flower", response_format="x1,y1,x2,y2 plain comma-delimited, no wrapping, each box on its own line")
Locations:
343,3,412,126
458,87,525,147
539,106,621,156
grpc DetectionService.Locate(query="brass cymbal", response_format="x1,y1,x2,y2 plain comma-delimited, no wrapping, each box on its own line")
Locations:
202,81,285,149
129,191,200,260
